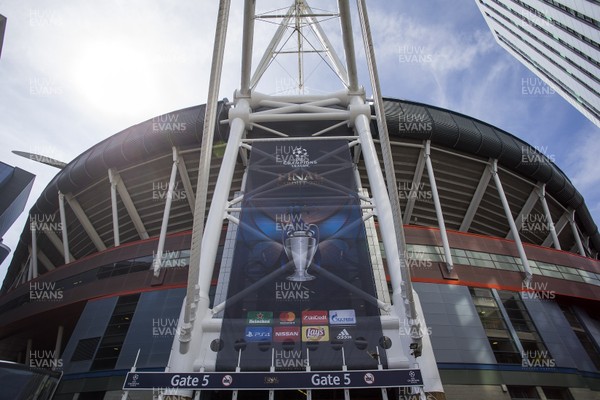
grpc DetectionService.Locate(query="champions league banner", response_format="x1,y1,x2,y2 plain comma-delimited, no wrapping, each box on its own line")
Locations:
215,139,388,372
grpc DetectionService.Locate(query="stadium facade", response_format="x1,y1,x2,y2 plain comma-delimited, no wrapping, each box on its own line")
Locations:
0,97,599,399
476,0,600,127
1,1,600,400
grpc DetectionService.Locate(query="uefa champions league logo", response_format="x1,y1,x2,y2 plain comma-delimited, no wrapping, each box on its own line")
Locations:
275,145,317,168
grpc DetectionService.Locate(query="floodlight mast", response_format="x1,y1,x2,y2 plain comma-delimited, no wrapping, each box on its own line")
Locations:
157,1,442,398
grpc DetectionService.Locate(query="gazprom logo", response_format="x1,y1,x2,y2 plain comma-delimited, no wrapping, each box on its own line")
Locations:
329,309,356,325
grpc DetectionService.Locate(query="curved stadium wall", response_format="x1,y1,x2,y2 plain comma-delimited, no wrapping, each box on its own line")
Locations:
0,98,599,400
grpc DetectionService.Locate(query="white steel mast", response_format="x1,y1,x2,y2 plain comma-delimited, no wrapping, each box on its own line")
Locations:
159,1,443,398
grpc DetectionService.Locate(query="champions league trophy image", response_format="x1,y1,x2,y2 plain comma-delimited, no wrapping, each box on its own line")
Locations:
283,223,319,282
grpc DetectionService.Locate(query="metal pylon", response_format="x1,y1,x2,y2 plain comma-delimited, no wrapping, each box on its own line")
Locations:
154,2,443,399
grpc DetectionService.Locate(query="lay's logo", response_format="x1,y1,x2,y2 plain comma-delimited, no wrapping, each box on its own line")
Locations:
302,326,329,342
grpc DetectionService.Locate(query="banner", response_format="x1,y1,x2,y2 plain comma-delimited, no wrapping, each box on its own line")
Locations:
215,140,387,372
122,369,423,390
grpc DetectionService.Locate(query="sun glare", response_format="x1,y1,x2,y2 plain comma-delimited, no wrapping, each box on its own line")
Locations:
70,40,160,118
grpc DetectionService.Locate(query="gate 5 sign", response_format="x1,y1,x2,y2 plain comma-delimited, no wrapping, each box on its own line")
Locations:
123,369,423,390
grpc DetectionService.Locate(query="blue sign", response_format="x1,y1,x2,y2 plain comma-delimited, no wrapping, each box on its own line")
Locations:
245,327,272,342
122,369,423,390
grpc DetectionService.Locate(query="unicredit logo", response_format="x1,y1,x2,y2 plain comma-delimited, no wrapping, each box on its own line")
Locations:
302,310,328,325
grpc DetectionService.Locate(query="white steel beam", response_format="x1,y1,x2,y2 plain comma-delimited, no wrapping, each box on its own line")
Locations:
58,192,70,264
356,0,426,355
153,147,180,276
112,170,149,240
180,0,232,362
176,152,196,215
54,325,64,362
240,0,255,96
45,229,75,264
538,184,561,250
33,247,55,272
337,0,359,91
543,212,569,247
460,163,492,232
402,146,426,224
108,169,121,247
490,160,532,285
304,2,349,87
506,184,539,240
30,224,38,279
568,209,586,256
64,194,107,252
250,4,295,90
424,141,454,271
169,99,247,382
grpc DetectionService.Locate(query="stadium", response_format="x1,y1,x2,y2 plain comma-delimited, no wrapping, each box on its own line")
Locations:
1,1,600,399
0,96,599,400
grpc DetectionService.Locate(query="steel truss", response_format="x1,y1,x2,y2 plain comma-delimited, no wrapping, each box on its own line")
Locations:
137,1,443,399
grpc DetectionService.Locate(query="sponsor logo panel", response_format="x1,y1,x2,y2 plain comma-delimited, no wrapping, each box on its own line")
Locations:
273,327,301,342
302,310,328,325
245,327,272,342
329,309,356,325
278,311,297,325
334,328,353,341
302,326,329,342
247,311,273,325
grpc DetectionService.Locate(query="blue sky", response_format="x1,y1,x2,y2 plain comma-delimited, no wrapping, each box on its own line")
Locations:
0,0,598,282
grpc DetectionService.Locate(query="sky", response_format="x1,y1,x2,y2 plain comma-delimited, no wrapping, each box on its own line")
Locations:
0,0,598,283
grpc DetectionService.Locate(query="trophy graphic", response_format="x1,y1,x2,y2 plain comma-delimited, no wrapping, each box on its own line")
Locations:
283,223,319,281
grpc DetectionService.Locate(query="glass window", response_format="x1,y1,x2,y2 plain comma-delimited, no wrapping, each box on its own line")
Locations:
91,294,140,371
466,250,492,260
469,258,496,268
508,386,540,399
542,387,573,400
558,303,600,370
539,269,564,279
454,256,470,265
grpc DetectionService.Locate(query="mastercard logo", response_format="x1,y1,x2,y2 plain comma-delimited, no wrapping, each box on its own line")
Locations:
279,311,296,323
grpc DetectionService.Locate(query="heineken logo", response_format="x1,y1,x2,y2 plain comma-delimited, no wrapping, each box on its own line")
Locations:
247,311,273,325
